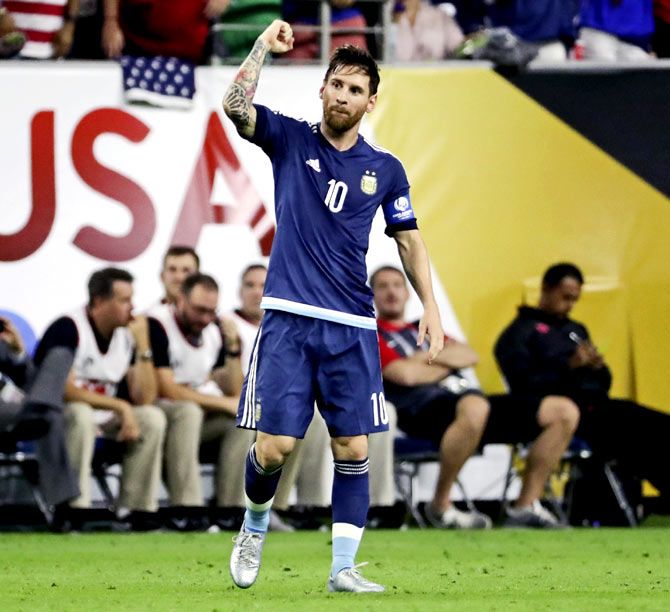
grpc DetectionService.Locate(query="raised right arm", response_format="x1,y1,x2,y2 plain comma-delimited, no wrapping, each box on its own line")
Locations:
223,19,294,138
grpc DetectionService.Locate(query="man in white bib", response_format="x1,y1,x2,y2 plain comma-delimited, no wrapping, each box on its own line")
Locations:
145,246,206,523
148,272,252,523
33,268,166,527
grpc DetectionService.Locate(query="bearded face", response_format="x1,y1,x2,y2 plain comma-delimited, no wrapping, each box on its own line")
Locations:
320,66,375,134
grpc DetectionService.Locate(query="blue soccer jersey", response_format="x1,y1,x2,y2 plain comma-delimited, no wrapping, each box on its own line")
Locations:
245,104,418,330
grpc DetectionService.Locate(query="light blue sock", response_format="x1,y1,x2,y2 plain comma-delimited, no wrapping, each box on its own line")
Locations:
244,501,272,533
332,535,362,577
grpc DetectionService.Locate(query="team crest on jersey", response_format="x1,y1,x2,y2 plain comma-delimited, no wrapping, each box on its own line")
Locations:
360,170,377,195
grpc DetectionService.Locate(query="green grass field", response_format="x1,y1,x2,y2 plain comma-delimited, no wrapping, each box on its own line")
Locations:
2,528,669,611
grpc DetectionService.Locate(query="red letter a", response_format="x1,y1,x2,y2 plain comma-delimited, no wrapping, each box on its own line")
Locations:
171,112,274,255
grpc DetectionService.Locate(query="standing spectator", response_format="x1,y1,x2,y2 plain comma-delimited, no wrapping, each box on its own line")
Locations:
102,0,229,63
653,0,670,57
0,2,26,58
68,0,106,59
215,0,281,60
0,318,79,513
486,0,578,62
282,0,368,60
392,0,464,61
4,0,79,58
33,268,166,529
579,0,655,61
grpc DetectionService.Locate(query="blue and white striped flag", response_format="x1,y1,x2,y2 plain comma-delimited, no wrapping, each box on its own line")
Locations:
121,55,196,110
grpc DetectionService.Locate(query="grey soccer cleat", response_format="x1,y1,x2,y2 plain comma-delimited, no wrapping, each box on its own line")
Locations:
425,503,492,529
504,501,565,529
229,524,266,588
327,563,385,593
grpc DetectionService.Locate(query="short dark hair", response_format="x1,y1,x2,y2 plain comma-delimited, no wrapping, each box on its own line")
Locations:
369,265,405,289
181,273,219,297
241,263,267,282
162,245,200,270
542,263,584,288
324,45,380,96
88,268,133,307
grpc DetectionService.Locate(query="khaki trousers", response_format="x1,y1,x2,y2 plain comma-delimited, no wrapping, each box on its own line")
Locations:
273,402,398,509
157,399,204,506
65,402,166,512
201,412,256,507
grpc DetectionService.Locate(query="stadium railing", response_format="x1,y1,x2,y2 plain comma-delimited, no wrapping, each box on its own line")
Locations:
211,0,392,65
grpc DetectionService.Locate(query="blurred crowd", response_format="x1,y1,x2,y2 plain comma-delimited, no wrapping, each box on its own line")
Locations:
1,1,669,63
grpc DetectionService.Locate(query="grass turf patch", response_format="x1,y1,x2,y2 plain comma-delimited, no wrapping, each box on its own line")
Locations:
1,528,669,611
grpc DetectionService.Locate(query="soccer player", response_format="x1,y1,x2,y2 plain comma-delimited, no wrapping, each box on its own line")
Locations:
223,20,445,593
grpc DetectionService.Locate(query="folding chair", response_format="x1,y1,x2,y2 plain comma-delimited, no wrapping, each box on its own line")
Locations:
393,435,474,528
501,437,638,526
0,441,52,524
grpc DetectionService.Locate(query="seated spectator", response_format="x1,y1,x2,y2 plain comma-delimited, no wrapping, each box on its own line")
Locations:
4,0,78,58
215,0,281,60
147,272,254,529
653,0,670,57
102,0,229,63
228,263,266,371
579,0,655,61
282,0,368,60
392,0,464,61
373,266,492,529
33,268,166,530
494,262,670,503
154,245,200,308
0,318,79,513
373,266,578,528
0,2,25,58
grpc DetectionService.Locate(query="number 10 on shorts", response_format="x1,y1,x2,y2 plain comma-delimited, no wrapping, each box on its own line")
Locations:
371,392,389,427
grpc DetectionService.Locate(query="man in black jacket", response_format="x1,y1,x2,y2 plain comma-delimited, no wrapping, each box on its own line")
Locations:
495,262,670,500
0,316,79,511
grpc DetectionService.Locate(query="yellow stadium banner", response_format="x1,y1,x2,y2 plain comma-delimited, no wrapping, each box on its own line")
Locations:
370,66,670,412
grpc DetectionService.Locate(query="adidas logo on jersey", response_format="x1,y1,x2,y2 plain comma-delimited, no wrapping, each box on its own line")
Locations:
306,158,321,173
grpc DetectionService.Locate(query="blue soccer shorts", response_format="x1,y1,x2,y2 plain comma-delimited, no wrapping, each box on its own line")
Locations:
237,310,389,438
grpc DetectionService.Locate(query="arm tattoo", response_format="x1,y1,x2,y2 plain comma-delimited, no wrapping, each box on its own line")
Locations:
223,39,269,135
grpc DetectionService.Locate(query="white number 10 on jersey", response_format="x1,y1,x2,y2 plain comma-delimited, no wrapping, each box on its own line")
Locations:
371,392,389,427
324,179,348,213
